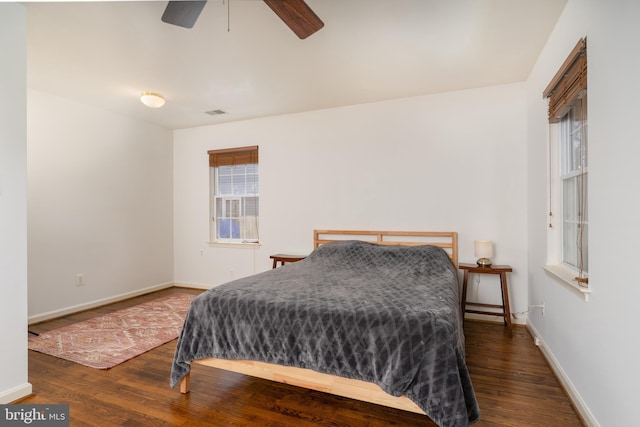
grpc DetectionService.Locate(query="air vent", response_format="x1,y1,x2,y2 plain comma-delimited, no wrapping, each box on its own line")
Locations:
205,109,226,116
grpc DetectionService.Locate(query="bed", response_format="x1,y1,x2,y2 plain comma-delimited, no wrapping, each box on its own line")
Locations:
171,230,479,427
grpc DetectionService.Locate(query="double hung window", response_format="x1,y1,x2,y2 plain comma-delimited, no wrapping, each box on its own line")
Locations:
209,146,259,244
544,38,588,285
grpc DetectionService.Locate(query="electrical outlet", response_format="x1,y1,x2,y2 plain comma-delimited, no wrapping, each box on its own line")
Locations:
541,301,545,317
75,273,85,286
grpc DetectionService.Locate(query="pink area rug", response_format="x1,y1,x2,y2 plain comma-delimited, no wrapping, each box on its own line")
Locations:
28,293,195,369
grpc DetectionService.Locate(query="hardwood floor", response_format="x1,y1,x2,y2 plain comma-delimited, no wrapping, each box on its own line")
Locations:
21,288,584,426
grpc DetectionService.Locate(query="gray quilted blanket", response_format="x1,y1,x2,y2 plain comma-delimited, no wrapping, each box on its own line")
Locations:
171,241,479,426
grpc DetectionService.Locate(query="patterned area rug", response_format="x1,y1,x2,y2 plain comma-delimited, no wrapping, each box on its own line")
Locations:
28,293,195,369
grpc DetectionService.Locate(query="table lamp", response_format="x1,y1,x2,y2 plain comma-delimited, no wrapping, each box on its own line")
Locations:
474,240,493,267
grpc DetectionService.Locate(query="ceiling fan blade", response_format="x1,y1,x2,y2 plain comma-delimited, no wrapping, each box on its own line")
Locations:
161,1,207,29
263,0,324,39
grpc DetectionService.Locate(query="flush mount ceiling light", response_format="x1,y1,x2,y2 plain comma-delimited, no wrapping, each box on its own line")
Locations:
140,91,165,108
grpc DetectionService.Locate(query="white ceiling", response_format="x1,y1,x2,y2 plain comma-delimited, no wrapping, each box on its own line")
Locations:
25,0,567,130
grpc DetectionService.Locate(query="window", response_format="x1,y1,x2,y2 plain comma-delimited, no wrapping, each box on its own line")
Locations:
209,146,259,243
543,38,588,286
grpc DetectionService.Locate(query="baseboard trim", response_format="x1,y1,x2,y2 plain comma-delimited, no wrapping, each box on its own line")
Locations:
173,281,215,290
526,321,599,427
28,282,174,324
0,383,33,404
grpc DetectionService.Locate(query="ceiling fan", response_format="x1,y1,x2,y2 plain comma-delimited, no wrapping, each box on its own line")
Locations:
161,0,324,39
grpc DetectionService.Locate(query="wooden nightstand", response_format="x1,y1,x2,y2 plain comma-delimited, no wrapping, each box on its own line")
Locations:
459,263,513,337
269,254,307,269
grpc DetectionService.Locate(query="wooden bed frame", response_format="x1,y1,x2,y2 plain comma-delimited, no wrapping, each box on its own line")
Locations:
313,229,457,268
179,229,458,415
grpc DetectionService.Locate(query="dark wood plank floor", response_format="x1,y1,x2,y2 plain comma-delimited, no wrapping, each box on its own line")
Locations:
21,288,584,426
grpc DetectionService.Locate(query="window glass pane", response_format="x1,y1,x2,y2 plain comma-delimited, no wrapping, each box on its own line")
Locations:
563,222,578,268
218,219,229,239
241,215,259,240
563,221,588,272
563,177,577,221
218,219,240,239
580,223,588,272
218,174,232,195
580,173,588,221
564,173,588,223
582,122,588,167
570,135,581,172
246,173,259,194
218,165,232,174
560,100,588,177
232,174,245,195
230,220,240,239
560,117,571,175
224,199,240,217
244,197,259,216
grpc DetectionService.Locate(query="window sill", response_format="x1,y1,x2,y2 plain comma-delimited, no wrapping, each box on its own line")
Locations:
543,264,591,301
207,241,261,249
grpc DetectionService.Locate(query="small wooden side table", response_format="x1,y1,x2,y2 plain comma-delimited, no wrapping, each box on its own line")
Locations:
459,263,513,337
270,254,307,269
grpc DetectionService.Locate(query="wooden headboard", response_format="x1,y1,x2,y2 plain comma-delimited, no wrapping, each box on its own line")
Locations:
313,229,458,268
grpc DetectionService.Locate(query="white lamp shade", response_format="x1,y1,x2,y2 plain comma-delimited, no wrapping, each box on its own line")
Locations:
140,91,165,108
474,240,493,258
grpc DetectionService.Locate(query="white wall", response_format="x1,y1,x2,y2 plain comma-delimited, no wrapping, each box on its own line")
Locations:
0,3,31,403
174,83,529,319
526,0,640,425
27,90,174,320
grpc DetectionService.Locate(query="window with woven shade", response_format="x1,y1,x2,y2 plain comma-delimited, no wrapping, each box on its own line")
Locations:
544,38,588,289
208,146,259,244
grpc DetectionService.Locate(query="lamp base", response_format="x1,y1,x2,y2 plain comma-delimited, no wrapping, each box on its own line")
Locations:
476,258,492,267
